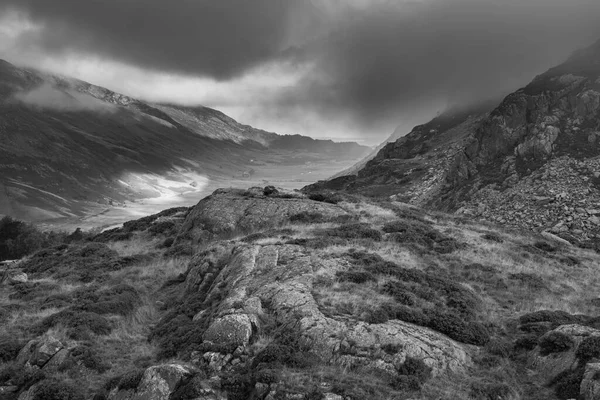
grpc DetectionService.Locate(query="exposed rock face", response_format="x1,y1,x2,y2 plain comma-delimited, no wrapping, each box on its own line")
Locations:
107,364,208,400
185,243,471,375
527,324,600,397
581,362,600,400
177,188,348,246
309,39,600,243
16,335,65,369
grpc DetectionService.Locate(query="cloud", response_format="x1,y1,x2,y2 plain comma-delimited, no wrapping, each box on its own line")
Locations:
1,0,600,142
14,83,116,112
0,0,317,79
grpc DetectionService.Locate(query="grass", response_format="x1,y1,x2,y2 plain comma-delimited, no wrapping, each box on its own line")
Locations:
2,195,600,399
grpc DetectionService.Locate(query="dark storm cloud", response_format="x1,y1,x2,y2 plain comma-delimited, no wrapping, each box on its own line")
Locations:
2,0,600,137
293,0,600,124
0,0,308,79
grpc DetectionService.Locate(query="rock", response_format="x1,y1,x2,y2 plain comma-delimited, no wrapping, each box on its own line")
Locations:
184,244,472,376
9,273,27,283
0,386,18,394
203,314,254,347
323,394,344,400
177,188,348,246
581,362,600,400
529,324,600,383
107,364,196,400
541,231,572,246
17,335,64,368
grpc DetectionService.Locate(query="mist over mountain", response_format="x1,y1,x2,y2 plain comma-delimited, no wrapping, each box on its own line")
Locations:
0,60,369,223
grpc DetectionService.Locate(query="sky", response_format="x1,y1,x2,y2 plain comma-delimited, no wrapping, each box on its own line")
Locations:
1,0,600,145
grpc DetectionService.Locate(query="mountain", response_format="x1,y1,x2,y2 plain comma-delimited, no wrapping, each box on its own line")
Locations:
307,39,600,244
0,60,369,222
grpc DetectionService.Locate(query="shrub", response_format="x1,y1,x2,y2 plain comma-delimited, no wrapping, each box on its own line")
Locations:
389,375,421,392
482,233,504,243
117,369,145,391
381,343,403,355
469,380,515,400
397,357,432,384
76,284,140,316
0,336,24,362
161,237,175,248
426,310,490,346
519,310,594,329
534,241,556,252
0,362,45,388
323,223,382,241
64,345,111,373
308,192,342,204
31,378,85,400
549,367,585,400
36,310,112,337
576,336,600,363
8,281,59,301
382,282,417,306
336,269,376,284
383,220,460,253
289,212,325,224
0,216,56,261
148,221,176,236
509,273,546,289
538,331,574,356
514,334,540,352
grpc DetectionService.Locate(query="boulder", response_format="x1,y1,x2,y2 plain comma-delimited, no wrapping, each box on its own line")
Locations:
9,273,27,283
203,314,254,347
581,362,600,400
16,335,64,368
529,324,600,383
177,188,348,246
107,364,196,400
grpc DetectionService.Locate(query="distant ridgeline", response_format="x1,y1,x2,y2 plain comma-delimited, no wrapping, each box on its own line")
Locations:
0,59,369,222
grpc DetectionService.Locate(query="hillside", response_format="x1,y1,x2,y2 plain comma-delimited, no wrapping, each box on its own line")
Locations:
0,60,369,223
1,188,600,399
306,39,600,247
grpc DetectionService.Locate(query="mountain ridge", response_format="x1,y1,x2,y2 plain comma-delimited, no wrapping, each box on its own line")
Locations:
306,39,600,245
0,59,370,224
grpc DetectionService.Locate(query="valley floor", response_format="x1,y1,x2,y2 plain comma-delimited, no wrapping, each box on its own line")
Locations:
38,159,354,232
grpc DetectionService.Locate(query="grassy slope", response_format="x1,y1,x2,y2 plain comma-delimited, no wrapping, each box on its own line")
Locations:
0,196,599,399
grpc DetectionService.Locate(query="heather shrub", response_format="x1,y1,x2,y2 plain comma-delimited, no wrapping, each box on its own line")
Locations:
382,220,460,253
549,367,585,400
0,363,45,391
8,281,59,301
30,378,84,400
482,232,504,243
36,309,112,337
336,269,376,284
289,211,325,223
576,336,600,363
538,331,574,356
323,223,382,241
308,192,342,204
0,336,24,362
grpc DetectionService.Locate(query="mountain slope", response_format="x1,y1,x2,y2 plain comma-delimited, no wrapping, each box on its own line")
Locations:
307,39,600,243
0,60,370,222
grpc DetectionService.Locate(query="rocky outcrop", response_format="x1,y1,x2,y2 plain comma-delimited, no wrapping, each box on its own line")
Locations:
309,39,600,244
106,364,223,400
16,335,65,370
177,188,348,246
185,243,472,376
527,324,600,398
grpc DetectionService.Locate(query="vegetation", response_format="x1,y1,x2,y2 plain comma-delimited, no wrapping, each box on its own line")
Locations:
1,193,600,399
